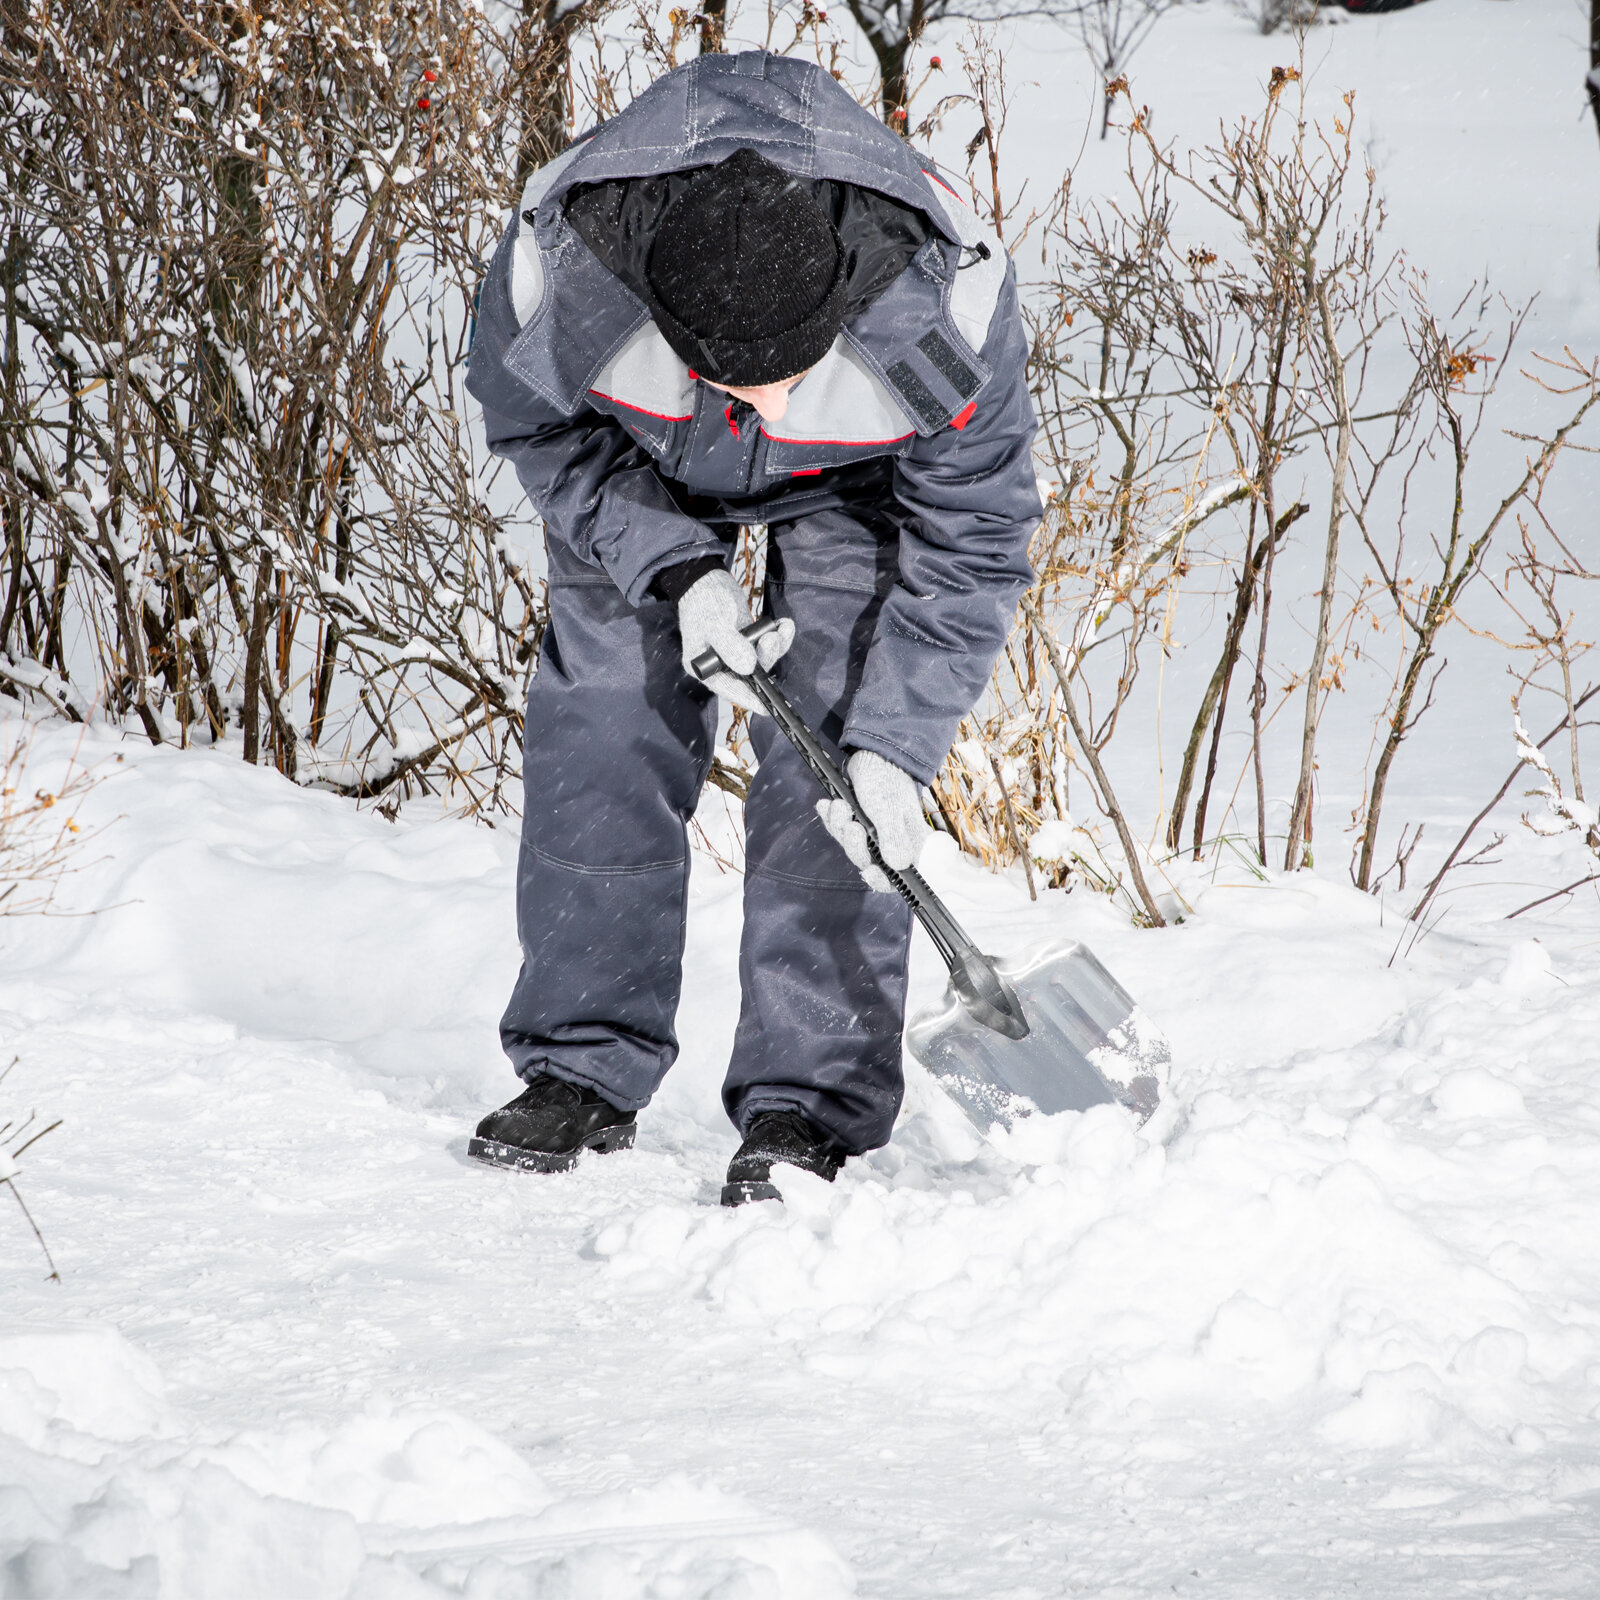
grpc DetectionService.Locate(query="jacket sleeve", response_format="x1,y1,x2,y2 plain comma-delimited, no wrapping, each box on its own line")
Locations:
466,224,726,606
840,263,1042,784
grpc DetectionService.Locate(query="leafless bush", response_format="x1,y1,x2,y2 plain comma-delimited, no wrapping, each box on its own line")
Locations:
1498,374,1600,870
923,44,1598,926
938,55,1375,908
1227,0,1317,36
0,0,611,812
1071,0,1183,139
1345,325,1600,890
4,7,1597,931
1407,402,1600,923
1108,68,1398,876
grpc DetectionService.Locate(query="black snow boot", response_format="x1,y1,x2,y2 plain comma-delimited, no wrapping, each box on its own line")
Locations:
469,1074,636,1173
722,1110,845,1207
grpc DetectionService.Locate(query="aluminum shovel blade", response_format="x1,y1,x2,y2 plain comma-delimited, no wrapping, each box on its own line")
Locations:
905,939,1169,1133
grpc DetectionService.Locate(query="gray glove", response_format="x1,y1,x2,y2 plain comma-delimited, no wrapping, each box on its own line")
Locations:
677,569,794,716
816,750,928,893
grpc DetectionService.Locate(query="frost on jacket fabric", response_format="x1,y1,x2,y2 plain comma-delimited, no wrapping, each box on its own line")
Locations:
465,49,1042,783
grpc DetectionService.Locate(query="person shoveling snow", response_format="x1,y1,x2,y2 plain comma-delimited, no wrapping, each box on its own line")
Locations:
464,50,1040,1203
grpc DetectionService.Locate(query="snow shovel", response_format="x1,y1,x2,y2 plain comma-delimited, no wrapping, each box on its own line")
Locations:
691,624,1168,1132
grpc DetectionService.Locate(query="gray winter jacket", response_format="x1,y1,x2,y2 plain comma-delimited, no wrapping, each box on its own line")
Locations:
466,50,1042,783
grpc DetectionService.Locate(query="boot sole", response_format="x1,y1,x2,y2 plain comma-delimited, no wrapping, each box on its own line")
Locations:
468,1120,636,1174
721,1179,783,1207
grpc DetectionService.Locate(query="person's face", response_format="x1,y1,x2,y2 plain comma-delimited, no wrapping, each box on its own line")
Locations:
699,371,809,423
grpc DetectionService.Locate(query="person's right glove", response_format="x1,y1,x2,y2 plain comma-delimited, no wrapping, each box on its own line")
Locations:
676,568,794,717
815,749,928,893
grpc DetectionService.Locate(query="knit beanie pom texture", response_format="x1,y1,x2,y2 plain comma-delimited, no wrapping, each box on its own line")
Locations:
645,147,847,387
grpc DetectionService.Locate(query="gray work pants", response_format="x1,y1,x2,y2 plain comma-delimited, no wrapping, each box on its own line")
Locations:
499,505,914,1154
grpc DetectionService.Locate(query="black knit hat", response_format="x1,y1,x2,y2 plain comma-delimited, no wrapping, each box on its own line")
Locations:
645,148,847,387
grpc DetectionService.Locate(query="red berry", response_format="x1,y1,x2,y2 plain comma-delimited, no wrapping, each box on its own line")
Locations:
423,69,437,82
417,96,431,110
930,55,942,68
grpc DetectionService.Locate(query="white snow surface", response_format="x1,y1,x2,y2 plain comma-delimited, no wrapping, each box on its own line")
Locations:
6,3,1600,1595
5,694,1600,1598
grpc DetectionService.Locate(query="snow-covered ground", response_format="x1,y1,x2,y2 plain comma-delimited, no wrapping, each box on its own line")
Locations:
5,697,1600,1599
5,3,1600,1596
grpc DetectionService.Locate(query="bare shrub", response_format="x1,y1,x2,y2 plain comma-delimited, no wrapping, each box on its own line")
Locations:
922,44,1598,925
1407,393,1600,924
1070,0,1184,139
0,0,573,812
4,7,1597,931
937,55,1374,904
1345,328,1600,890
1228,0,1318,36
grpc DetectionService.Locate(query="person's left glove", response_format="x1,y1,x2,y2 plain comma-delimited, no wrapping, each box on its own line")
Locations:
676,568,795,717
816,749,928,893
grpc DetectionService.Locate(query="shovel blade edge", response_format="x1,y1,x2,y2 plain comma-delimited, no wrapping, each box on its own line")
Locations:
905,939,1170,1134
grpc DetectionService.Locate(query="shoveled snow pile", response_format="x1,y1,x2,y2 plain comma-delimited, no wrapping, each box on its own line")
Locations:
4,706,1600,1597
0,727,853,1600
1,1319,847,1598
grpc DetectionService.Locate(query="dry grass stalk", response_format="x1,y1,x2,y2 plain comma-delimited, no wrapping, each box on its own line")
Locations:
0,1056,62,1281
0,724,102,917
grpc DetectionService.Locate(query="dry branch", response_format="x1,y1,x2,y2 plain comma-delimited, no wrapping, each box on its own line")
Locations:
1021,593,1165,926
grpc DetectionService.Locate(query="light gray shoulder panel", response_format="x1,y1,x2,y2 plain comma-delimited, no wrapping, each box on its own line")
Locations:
588,323,696,421
510,142,590,326
763,338,916,446
918,172,1007,357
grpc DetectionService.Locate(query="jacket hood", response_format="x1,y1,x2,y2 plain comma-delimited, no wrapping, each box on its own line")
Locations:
526,51,962,247
471,48,1005,433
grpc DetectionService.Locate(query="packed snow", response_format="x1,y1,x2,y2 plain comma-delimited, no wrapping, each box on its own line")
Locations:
6,704,1600,1596
4,3,1600,1597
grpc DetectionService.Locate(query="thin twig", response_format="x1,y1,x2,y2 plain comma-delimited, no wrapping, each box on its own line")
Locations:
10,1117,63,1163
1410,682,1600,923
2,1180,60,1282
1021,594,1165,926
989,752,1036,901
1505,872,1600,921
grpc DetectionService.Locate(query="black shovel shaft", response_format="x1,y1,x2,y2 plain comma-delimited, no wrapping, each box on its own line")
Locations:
692,633,963,962
752,664,970,964
692,627,1029,1039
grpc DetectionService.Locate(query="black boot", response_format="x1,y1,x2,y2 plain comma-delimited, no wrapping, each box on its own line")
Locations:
469,1074,637,1173
721,1110,845,1207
